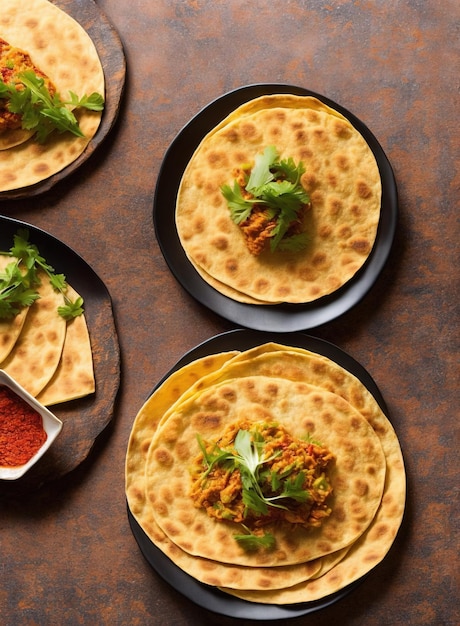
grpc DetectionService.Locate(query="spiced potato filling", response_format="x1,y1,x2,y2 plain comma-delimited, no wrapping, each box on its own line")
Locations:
222,147,311,256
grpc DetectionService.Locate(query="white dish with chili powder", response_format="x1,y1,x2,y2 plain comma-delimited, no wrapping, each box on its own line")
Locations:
0,370,62,480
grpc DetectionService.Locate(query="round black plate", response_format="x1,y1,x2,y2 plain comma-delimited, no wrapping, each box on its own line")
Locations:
0,216,120,491
127,328,388,620
153,84,398,332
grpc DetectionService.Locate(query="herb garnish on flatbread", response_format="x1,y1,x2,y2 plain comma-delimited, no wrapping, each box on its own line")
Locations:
0,230,95,405
176,94,381,304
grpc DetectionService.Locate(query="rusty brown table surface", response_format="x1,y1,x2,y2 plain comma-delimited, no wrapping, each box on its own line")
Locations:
1,1,458,625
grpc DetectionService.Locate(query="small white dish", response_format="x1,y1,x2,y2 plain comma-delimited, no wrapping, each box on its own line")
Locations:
0,370,63,480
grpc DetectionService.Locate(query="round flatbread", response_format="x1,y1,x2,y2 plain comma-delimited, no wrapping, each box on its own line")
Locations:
176,94,381,304
0,0,105,192
145,376,386,567
126,342,405,600
127,352,339,591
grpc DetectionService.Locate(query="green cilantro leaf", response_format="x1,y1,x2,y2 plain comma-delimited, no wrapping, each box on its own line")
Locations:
58,296,84,320
272,156,306,185
276,232,309,253
0,70,104,143
233,528,276,552
220,182,255,224
0,229,84,320
196,434,235,479
68,91,105,112
268,472,311,504
221,146,310,252
246,145,278,193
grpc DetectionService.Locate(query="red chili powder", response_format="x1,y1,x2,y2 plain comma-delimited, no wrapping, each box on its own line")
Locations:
0,385,47,467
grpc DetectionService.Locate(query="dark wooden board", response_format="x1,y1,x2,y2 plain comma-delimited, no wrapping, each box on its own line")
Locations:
0,0,126,200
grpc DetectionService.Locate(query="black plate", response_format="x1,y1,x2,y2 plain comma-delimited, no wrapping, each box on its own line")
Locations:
0,216,120,491
153,84,398,332
127,328,388,620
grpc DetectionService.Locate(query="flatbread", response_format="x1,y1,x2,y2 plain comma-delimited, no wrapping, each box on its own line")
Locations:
127,351,351,590
126,342,405,600
0,254,29,362
36,285,95,406
176,94,381,304
0,0,105,192
145,376,386,567
0,269,66,396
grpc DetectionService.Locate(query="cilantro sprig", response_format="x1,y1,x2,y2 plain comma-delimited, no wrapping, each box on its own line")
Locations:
221,146,310,252
0,70,104,143
0,229,84,321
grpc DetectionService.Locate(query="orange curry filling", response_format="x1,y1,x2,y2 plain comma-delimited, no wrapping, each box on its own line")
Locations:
190,420,334,531
232,166,310,256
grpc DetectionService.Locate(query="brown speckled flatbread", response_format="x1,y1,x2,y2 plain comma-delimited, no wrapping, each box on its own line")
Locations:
36,285,95,406
0,0,104,192
127,352,350,590
126,343,405,600
145,376,386,567
0,269,66,396
176,94,381,304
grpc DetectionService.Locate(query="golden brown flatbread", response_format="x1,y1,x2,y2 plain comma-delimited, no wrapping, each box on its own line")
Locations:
36,285,95,406
0,0,105,192
127,352,351,591
0,269,66,396
145,376,386,567
176,94,381,304
126,342,405,600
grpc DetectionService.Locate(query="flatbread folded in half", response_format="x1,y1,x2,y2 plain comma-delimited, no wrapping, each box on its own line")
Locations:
0,268,67,396
36,285,95,406
0,261,95,405
0,0,105,192
176,94,381,304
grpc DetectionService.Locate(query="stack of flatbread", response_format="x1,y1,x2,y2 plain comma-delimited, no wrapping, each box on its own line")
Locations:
126,341,405,605
0,255,95,406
